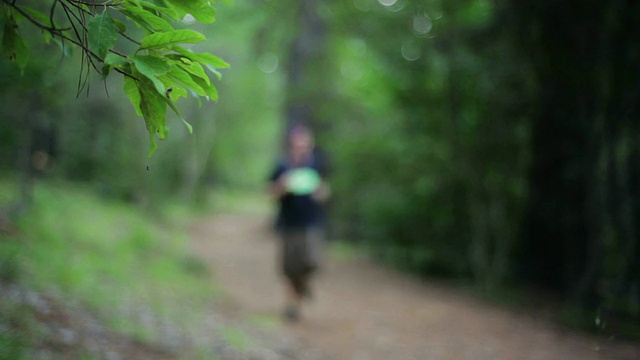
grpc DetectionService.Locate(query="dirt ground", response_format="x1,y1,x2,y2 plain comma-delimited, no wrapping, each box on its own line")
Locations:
189,213,640,360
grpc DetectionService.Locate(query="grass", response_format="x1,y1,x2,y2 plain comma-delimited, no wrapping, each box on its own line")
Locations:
0,179,226,358
21,182,219,309
219,327,250,352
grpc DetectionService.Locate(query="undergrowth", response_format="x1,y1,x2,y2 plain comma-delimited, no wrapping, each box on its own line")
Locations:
0,179,223,358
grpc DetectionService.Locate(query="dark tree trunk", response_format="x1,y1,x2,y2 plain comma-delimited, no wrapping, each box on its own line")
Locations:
516,0,640,313
519,1,603,293
284,0,327,134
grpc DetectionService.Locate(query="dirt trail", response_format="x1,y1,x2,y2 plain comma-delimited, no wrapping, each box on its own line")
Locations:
190,213,640,360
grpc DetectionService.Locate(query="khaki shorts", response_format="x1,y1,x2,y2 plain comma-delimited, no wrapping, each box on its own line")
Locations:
280,227,323,295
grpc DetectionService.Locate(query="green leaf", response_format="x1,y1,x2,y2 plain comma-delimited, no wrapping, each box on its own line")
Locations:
172,46,229,69
113,18,127,32
134,69,168,157
171,57,210,86
165,84,188,100
163,66,206,96
140,29,206,50
87,11,118,59
131,54,171,75
138,0,179,20
165,0,216,23
102,53,128,78
2,17,29,73
190,72,218,101
168,61,217,101
121,5,174,32
124,76,143,117
131,55,171,93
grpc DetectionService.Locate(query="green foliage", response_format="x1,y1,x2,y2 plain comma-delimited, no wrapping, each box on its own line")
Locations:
0,302,31,360
320,0,530,287
1,5,29,74
1,0,638,342
11,181,220,342
0,0,229,155
140,29,205,50
0,240,22,283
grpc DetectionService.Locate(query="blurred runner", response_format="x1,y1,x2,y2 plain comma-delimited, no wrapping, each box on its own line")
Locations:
268,123,330,321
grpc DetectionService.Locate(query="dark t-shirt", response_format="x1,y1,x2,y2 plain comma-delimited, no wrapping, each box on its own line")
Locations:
269,150,328,230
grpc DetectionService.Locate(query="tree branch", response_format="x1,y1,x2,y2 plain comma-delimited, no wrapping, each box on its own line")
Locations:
64,0,96,16
7,1,137,81
50,0,58,30
68,0,114,6
6,2,71,33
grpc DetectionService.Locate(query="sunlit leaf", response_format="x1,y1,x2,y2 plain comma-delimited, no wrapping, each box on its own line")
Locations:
165,0,216,23
172,46,229,69
131,54,171,75
166,84,188,100
164,66,206,96
188,71,218,101
138,0,179,20
122,5,174,32
171,58,210,86
140,29,205,50
124,76,143,117
131,54,171,93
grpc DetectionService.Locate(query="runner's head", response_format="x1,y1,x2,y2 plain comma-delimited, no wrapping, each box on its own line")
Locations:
287,123,314,165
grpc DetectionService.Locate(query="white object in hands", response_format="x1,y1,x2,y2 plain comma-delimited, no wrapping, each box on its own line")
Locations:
286,168,321,195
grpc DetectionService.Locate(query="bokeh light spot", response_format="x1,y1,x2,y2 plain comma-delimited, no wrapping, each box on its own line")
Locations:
349,38,367,57
377,0,397,7
182,14,196,25
258,53,279,74
401,42,421,61
413,13,433,36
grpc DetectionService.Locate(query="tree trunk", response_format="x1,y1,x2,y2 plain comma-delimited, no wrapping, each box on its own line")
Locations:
284,0,327,134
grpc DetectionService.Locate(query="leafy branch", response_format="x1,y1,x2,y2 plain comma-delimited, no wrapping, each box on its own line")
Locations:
1,0,229,156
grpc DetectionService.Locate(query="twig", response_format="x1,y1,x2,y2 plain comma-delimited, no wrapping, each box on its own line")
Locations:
6,0,138,82
7,3,71,33
64,0,95,16
51,31,135,80
118,30,141,45
50,0,58,30
60,2,134,57
68,0,112,6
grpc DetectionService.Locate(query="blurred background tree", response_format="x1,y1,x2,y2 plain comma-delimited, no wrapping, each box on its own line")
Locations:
2,0,640,338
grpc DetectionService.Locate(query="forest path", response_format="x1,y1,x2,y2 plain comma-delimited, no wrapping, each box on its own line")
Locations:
189,213,640,360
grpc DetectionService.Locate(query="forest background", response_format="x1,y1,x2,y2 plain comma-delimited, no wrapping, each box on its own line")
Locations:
1,0,640,349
